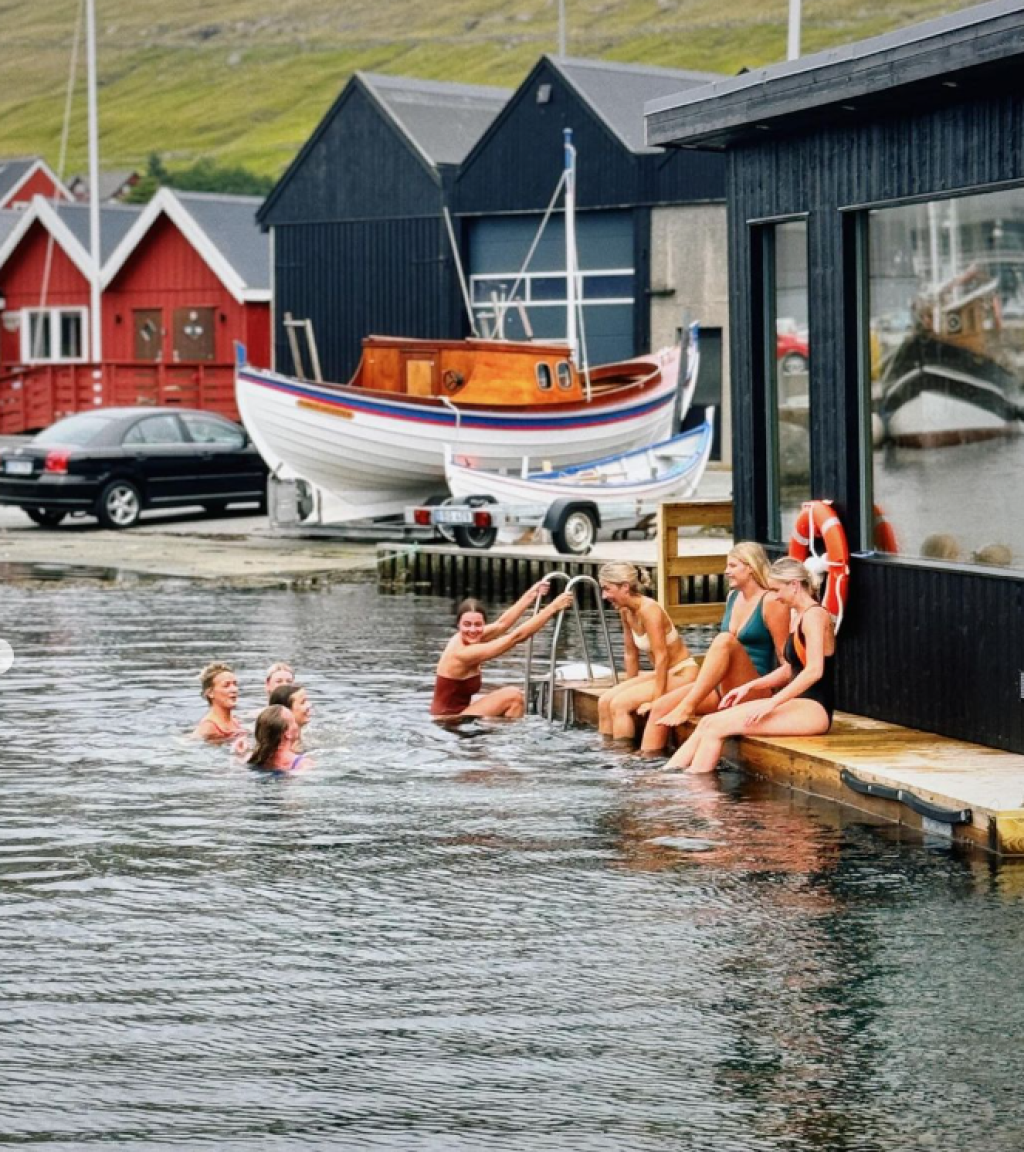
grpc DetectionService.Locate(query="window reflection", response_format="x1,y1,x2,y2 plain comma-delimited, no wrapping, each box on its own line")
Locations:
769,221,811,540
868,191,1024,569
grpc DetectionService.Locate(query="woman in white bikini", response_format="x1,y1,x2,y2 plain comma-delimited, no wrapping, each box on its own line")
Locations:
596,562,699,742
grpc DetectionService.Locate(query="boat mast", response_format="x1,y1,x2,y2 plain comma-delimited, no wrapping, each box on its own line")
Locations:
563,128,578,366
86,0,102,360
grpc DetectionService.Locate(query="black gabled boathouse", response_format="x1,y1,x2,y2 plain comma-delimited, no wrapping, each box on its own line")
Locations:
647,0,1024,752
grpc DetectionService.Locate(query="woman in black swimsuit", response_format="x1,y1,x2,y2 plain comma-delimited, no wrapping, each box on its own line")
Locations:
666,557,835,773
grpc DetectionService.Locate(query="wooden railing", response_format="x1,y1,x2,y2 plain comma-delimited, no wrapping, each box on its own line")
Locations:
657,499,734,627
0,361,240,434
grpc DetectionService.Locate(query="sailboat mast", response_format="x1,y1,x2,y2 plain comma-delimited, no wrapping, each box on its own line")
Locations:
563,128,578,366
86,0,102,361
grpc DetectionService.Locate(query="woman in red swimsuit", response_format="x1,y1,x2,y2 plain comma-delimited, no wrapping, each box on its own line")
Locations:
193,662,246,743
431,581,573,718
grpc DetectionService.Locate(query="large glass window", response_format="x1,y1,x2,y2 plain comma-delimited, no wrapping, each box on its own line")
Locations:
766,220,811,541
470,268,634,339
867,188,1024,570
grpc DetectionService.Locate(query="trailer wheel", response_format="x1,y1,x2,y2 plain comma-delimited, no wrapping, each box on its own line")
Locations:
552,506,597,555
453,495,498,550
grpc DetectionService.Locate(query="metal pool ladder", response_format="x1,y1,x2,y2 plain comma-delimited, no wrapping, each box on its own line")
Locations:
522,572,619,725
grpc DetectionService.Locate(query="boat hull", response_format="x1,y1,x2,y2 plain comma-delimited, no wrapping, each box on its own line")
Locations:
236,348,681,505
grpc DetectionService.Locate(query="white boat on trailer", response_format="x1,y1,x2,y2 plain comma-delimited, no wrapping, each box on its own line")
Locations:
408,413,715,554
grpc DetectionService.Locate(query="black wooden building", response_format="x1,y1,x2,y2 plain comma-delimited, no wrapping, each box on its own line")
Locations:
647,0,1024,751
258,73,510,381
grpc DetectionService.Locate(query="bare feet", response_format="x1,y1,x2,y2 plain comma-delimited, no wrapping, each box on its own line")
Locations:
658,704,693,728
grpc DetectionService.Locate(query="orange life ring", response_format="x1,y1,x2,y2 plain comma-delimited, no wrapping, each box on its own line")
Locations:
873,504,898,554
788,499,850,630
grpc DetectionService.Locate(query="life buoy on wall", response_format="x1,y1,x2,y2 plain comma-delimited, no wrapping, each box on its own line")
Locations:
873,504,898,554
788,499,850,631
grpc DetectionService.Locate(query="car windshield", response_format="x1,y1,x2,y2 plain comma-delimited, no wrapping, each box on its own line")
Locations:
33,413,116,447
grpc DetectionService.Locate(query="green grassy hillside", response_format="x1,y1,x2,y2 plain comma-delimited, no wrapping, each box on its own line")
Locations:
2,0,968,180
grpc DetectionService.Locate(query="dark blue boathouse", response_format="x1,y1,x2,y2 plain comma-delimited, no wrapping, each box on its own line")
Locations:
258,73,510,383
647,0,1024,752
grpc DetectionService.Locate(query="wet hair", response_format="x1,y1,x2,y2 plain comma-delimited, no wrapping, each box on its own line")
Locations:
269,682,305,711
598,562,652,593
728,541,772,589
455,597,488,624
768,556,819,596
264,661,294,683
199,661,234,702
248,705,293,767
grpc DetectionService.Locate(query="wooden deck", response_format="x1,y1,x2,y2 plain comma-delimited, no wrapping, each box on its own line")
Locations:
569,685,1024,856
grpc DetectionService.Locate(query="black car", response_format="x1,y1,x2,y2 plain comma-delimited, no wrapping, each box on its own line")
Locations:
0,407,269,529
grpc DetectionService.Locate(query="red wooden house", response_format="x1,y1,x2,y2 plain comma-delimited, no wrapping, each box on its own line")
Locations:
0,158,72,210
0,189,270,433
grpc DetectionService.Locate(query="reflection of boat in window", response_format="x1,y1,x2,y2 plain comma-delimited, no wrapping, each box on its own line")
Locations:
877,264,1023,448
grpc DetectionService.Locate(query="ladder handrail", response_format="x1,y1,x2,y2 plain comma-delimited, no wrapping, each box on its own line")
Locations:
522,571,573,707
546,573,619,722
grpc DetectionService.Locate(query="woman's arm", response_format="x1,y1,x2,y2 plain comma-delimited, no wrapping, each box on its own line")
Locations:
483,580,550,639
459,591,573,665
719,659,793,708
621,609,640,679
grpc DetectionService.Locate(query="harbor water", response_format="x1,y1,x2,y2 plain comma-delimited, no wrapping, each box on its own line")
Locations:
3,576,1024,1149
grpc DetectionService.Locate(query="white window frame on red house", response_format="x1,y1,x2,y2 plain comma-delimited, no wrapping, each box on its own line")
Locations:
19,307,90,364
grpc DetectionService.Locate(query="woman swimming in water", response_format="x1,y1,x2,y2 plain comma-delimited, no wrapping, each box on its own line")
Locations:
639,542,789,754
193,662,246,743
264,662,295,700
247,705,310,772
431,581,573,718
596,562,698,742
665,557,836,773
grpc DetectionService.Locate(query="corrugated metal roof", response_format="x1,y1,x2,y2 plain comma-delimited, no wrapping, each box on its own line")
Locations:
173,192,269,290
360,72,511,167
0,158,37,202
52,202,142,261
553,57,724,152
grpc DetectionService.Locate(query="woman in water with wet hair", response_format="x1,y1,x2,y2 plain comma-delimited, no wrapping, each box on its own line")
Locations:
247,705,310,772
666,557,836,773
596,561,699,742
264,662,295,700
193,662,246,743
432,580,573,718
639,541,790,754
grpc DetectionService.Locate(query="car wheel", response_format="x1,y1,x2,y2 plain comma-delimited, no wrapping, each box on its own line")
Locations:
452,495,498,550
552,507,597,555
781,352,809,375
96,480,142,529
24,508,66,528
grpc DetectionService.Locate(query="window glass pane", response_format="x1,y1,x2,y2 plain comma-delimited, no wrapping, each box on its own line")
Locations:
471,278,524,305
27,312,51,360
182,414,243,447
530,276,568,302
582,274,633,300
124,415,185,446
34,413,114,446
868,190,1024,569
535,363,553,390
770,221,811,540
59,311,83,359
556,361,573,390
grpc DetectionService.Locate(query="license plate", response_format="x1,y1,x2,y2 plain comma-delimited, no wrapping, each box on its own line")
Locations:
437,507,474,525
4,459,33,475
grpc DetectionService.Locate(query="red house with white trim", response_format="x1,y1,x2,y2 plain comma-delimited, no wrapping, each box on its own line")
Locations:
0,189,269,432
0,158,72,210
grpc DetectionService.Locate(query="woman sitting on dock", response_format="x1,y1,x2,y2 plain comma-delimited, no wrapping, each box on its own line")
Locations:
665,557,835,774
193,662,246,743
247,705,311,772
596,562,699,742
639,542,789,755
432,581,574,719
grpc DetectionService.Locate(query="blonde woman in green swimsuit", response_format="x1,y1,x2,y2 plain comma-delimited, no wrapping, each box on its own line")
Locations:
639,542,789,755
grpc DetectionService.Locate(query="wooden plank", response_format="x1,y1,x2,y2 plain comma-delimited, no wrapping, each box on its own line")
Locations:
665,554,728,578
660,500,733,530
667,602,729,626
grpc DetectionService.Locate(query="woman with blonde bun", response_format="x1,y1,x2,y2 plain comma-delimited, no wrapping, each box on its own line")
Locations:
597,561,698,741
666,557,835,773
192,662,245,743
640,542,789,754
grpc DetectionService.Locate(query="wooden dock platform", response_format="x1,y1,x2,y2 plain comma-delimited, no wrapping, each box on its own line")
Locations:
568,685,1024,857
